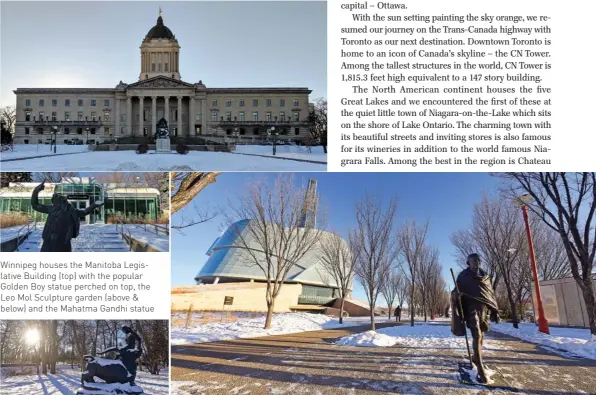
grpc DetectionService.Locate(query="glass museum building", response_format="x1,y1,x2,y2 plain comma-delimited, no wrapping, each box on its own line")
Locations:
0,178,161,224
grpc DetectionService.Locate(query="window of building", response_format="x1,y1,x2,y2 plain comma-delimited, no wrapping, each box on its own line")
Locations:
104,127,110,135
51,112,57,121
78,112,83,121
24,139,29,144
293,99,299,106
280,112,285,121
157,109,164,119
211,111,217,122
165,63,168,71
252,99,258,107
90,128,96,135
266,99,271,107
173,127,177,136
266,112,272,121
104,112,110,121
25,112,31,121
104,99,110,107
295,127,300,135
195,113,201,121
64,128,70,134
39,111,44,120
25,99,31,106
280,99,285,107
25,127,30,134
173,109,177,121
52,99,57,107
143,127,148,136
226,129,232,136
143,110,148,121
91,100,96,106
226,112,232,121
253,127,260,135
226,99,231,107
211,99,217,107
65,112,70,121
37,128,43,134
121,113,126,121
239,99,245,107
65,99,70,106
152,63,156,71
77,128,83,135
239,112,245,122
158,63,162,72
120,127,125,134
78,99,83,106
91,112,97,121
293,111,299,121
39,99,44,107
252,112,258,121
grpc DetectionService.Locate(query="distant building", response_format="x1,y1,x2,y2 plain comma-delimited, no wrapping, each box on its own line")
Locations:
0,178,161,224
12,13,312,145
195,179,351,306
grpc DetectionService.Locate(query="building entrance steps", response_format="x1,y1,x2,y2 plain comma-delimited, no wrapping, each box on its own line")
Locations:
16,224,130,252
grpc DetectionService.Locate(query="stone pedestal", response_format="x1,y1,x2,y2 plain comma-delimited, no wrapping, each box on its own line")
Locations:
155,138,171,153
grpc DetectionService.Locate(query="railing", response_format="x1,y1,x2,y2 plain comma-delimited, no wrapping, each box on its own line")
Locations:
134,220,169,236
17,120,104,126
15,219,37,251
114,218,133,251
218,120,306,126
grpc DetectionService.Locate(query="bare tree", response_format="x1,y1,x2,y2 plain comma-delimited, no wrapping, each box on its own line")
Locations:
398,220,430,326
532,220,572,280
394,273,409,312
381,270,403,321
498,172,596,338
171,172,221,230
32,172,78,183
320,230,358,324
417,245,441,321
1,106,16,133
353,195,398,330
225,175,326,329
307,98,327,153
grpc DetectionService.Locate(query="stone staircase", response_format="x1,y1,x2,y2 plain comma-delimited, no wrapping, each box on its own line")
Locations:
17,224,130,252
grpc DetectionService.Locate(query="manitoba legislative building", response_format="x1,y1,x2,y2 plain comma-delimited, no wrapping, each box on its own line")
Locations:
12,15,312,145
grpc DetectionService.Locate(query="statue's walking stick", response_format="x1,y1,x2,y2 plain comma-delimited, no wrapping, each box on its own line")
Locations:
451,268,473,367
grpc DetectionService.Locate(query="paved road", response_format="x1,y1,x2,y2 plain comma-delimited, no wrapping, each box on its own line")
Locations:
171,323,596,394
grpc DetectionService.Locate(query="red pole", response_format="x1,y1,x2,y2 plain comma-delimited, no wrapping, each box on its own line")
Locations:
521,204,550,334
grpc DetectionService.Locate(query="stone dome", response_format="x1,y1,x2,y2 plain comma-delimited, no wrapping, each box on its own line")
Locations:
145,16,175,40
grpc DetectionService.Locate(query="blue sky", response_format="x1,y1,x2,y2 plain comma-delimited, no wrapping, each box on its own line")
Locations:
171,172,504,304
0,1,327,107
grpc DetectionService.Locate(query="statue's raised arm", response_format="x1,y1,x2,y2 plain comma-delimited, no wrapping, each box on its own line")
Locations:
77,200,105,218
31,181,52,214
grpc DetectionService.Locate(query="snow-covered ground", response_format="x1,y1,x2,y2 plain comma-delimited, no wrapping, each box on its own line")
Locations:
11,224,168,252
234,145,326,162
1,144,88,160
491,322,596,359
336,323,509,350
1,146,326,171
0,365,169,394
0,224,37,244
170,312,376,345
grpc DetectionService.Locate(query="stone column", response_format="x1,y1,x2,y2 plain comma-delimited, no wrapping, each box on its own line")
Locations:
126,96,132,135
189,96,195,137
151,96,157,137
177,96,183,137
201,99,207,135
164,96,170,127
115,98,120,137
138,96,144,136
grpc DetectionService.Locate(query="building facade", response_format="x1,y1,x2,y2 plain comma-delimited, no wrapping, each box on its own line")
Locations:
12,15,312,145
0,178,161,224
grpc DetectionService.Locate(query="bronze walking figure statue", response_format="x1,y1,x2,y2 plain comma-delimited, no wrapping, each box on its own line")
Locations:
31,181,104,252
451,253,500,384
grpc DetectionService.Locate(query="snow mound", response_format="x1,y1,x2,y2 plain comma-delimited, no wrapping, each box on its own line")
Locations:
335,330,398,347
171,312,355,345
491,322,596,360
336,324,509,350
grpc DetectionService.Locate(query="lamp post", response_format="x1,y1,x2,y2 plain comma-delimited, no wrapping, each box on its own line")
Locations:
233,127,239,145
51,126,58,153
516,193,550,334
85,128,90,144
268,126,278,155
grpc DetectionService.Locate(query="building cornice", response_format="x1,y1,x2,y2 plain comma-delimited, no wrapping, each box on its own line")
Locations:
206,88,312,94
14,88,116,94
